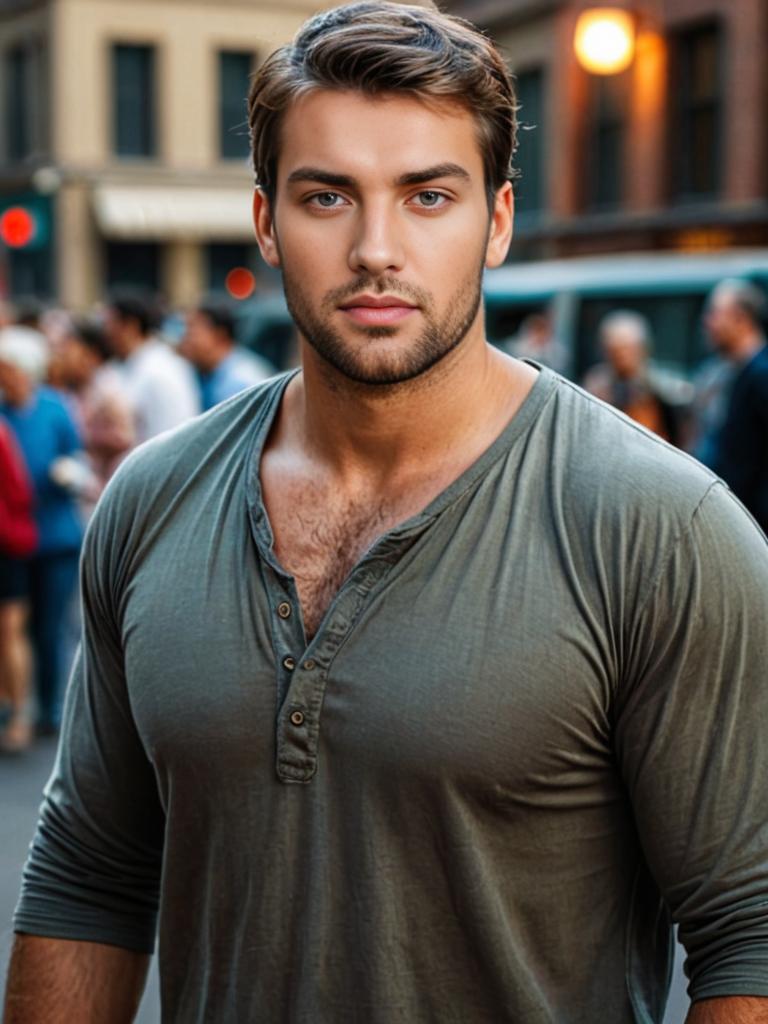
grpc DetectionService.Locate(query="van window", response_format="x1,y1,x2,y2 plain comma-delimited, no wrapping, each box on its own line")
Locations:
485,302,546,346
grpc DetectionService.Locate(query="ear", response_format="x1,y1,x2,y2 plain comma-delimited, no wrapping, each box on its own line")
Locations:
485,182,514,269
253,188,281,269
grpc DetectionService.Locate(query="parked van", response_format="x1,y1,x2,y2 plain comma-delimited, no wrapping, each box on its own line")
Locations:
484,249,768,381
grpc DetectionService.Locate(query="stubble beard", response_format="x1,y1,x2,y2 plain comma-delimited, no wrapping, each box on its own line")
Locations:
281,262,485,387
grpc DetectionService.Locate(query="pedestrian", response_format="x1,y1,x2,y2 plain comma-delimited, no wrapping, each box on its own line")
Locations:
55,319,136,514
501,309,568,374
6,3,768,1022
0,415,37,754
583,310,692,445
103,292,200,444
0,327,83,736
698,278,768,534
180,300,274,410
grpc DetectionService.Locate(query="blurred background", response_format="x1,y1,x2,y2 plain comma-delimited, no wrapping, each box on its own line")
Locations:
2,0,767,1019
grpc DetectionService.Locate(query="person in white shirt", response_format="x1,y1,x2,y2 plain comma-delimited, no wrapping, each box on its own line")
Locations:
103,294,200,444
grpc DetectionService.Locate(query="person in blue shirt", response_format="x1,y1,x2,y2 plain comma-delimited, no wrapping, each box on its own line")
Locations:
0,326,84,734
181,301,274,410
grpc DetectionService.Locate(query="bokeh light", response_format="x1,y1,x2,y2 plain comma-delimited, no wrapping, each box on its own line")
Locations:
574,9,635,75
225,266,256,300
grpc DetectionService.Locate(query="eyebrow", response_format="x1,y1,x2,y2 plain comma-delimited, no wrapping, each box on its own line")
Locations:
285,162,472,188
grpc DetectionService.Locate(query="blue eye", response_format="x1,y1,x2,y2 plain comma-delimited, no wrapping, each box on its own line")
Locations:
313,192,343,207
414,191,447,208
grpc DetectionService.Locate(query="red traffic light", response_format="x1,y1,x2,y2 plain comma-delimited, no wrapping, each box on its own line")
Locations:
0,206,37,248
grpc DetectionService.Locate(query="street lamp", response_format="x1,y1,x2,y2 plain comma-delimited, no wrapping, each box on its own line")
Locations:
574,8,636,75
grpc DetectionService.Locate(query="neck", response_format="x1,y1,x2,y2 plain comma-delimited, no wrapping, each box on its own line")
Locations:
280,321,535,489
731,328,764,363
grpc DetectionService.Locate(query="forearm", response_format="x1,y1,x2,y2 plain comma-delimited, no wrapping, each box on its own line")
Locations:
686,997,768,1023
3,934,150,1024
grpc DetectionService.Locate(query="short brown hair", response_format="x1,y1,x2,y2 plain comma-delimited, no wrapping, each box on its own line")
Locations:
247,0,518,205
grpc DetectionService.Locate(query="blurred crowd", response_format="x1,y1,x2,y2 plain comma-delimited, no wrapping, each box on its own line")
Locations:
1,275,766,755
0,293,275,754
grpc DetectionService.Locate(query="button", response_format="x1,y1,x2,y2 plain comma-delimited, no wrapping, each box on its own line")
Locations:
277,602,292,619
283,656,296,671
303,659,316,671
290,710,305,727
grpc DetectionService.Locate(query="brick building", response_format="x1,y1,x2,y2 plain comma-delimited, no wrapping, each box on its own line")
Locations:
446,0,768,263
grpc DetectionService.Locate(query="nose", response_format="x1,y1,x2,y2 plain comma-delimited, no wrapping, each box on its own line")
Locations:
347,201,405,277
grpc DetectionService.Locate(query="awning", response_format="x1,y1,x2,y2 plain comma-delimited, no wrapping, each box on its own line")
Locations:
92,184,255,241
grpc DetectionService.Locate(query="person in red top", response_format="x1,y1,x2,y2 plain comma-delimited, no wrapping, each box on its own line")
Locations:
0,415,37,753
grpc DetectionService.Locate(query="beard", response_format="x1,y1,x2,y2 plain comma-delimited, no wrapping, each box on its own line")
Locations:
281,261,484,387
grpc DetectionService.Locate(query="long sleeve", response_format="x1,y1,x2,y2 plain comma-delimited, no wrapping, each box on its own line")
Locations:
13,486,165,953
615,481,768,1001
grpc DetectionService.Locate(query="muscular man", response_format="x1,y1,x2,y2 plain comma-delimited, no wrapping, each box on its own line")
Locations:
5,3,768,1022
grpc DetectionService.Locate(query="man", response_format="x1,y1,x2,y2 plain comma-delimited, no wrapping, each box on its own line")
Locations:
103,292,200,444
180,301,273,410
583,310,691,446
5,3,768,1022
699,278,768,534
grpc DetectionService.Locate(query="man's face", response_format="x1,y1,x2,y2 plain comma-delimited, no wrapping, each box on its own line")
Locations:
255,90,511,386
602,330,646,379
182,311,221,373
704,290,740,356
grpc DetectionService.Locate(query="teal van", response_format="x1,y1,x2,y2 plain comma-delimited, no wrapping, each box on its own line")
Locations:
483,250,768,380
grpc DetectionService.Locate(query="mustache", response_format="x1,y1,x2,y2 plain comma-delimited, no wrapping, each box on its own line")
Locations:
324,275,431,308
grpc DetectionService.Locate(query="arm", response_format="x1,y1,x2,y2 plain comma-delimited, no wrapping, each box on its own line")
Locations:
3,936,149,1024
7,470,165,1009
686,997,768,1023
616,482,768,1008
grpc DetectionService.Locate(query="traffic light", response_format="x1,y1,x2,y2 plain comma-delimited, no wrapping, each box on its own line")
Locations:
0,195,50,251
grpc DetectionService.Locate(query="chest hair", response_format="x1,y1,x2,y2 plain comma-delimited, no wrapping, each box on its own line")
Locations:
271,491,396,641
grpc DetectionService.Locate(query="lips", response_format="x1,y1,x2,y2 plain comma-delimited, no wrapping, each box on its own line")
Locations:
339,294,418,326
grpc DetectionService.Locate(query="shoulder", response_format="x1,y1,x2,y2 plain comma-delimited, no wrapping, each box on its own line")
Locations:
92,373,286,534
547,373,716,517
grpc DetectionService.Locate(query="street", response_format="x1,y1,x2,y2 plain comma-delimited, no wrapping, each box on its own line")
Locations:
1,736,690,1023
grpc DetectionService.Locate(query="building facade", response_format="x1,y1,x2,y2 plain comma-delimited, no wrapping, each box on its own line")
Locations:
0,0,336,308
446,0,768,263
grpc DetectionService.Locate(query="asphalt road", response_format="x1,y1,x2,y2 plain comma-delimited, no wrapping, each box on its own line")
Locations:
1,738,690,1023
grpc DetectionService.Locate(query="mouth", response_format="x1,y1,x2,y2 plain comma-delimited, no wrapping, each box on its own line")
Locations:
338,293,419,327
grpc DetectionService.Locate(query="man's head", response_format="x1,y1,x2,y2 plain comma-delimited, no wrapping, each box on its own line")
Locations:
103,293,157,360
704,279,767,360
598,311,651,380
182,303,238,374
59,321,112,390
0,326,48,406
248,1,517,386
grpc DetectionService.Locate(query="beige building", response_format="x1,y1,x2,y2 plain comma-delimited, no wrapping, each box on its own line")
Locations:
0,0,337,308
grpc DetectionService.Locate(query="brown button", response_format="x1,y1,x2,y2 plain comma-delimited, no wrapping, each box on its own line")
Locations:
303,659,316,671
277,602,291,619
283,656,296,671
290,710,305,727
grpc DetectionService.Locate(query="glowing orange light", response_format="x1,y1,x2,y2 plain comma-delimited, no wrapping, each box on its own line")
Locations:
0,206,36,248
574,8,635,75
225,267,256,300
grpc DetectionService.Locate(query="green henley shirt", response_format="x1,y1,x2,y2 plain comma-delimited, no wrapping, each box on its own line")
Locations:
14,365,768,1023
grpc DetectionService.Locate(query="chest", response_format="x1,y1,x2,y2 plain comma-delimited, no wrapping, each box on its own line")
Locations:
261,474,438,640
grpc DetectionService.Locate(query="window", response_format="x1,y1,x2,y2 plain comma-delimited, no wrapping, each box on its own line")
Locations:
670,23,722,200
6,45,29,161
113,44,156,158
585,71,629,210
514,68,545,217
106,242,160,292
219,51,253,159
